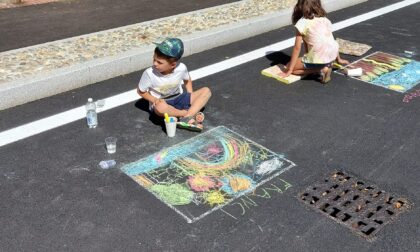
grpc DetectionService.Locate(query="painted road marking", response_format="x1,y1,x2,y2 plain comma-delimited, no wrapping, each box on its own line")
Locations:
0,0,418,147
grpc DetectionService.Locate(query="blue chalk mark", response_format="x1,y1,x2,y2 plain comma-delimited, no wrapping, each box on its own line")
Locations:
122,139,203,175
121,129,231,175
371,61,420,92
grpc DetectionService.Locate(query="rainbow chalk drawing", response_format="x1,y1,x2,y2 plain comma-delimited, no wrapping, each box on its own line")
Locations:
338,51,420,93
121,126,296,223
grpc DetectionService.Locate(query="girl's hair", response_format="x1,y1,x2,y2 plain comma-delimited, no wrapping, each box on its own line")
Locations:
154,47,178,63
292,0,327,24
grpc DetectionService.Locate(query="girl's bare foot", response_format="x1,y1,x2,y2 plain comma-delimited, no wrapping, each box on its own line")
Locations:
321,66,332,84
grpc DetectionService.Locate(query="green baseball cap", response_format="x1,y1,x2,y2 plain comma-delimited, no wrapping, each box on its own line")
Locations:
154,38,184,60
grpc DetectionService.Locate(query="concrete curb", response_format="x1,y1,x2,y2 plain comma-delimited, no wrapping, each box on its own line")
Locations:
0,0,366,110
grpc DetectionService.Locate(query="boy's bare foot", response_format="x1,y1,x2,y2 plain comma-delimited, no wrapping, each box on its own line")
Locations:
194,112,204,130
177,112,205,132
180,112,205,124
194,112,205,124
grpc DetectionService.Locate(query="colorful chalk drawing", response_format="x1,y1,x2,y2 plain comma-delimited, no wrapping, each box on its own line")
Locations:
121,126,296,223
338,51,420,93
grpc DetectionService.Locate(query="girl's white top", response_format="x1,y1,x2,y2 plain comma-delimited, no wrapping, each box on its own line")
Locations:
295,17,339,64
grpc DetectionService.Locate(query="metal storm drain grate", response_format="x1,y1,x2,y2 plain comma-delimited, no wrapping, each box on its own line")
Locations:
298,171,411,240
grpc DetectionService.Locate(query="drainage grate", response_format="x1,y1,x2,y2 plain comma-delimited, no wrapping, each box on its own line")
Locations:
298,171,411,240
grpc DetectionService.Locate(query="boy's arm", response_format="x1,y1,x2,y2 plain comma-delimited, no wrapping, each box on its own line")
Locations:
138,70,163,105
137,88,160,106
184,78,193,93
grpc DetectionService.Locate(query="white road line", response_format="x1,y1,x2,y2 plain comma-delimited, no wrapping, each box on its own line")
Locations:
0,0,418,147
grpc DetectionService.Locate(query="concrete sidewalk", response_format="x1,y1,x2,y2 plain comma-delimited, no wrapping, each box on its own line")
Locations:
0,0,365,110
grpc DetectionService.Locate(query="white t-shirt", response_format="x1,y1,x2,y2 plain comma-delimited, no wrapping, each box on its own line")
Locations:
295,17,338,64
138,63,190,99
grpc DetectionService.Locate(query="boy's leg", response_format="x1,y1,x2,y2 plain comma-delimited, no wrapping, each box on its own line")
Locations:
153,99,187,117
185,87,212,117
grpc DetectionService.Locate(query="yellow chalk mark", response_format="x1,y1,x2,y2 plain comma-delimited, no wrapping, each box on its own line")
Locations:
388,84,405,91
204,191,226,206
176,139,252,176
230,177,251,192
133,175,154,188
363,59,399,70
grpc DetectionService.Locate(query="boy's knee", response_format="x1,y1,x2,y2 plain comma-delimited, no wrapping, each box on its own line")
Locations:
154,102,167,115
203,87,212,98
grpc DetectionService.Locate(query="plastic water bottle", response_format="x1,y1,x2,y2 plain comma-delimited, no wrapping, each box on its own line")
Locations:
86,98,98,128
99,160,116,169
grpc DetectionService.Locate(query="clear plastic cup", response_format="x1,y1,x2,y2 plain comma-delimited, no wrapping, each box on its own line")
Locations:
105,137,117,154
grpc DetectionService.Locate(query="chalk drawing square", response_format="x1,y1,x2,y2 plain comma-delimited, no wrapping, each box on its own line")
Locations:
337,51,420,93
121,126,296,223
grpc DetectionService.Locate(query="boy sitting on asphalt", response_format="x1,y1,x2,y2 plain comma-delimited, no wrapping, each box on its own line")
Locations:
137,38,211,131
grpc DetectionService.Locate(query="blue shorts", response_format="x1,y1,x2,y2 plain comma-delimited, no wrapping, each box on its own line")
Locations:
303,62,332,69
165,92,191,110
